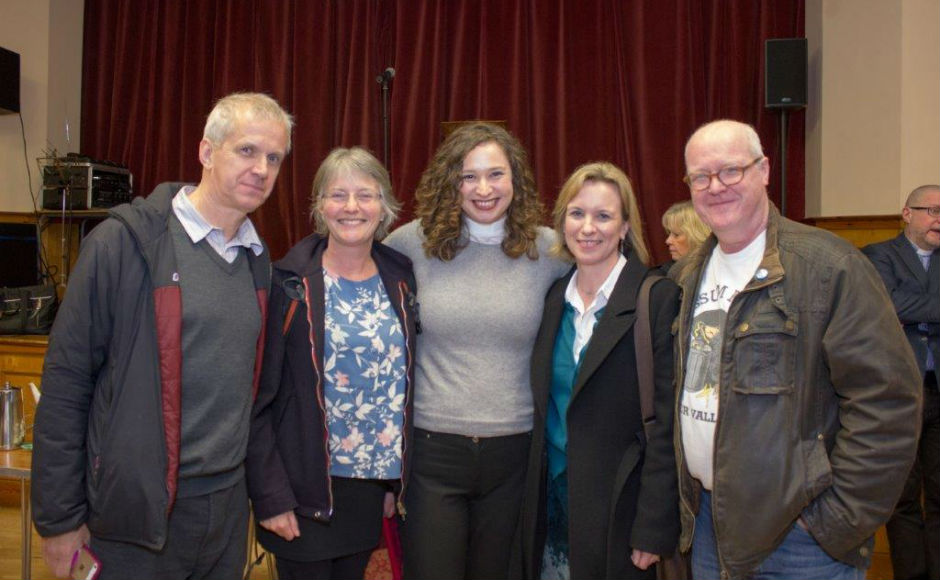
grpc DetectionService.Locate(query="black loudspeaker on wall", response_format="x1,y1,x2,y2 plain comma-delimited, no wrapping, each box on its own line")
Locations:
0,46,21,115
765,38,807,109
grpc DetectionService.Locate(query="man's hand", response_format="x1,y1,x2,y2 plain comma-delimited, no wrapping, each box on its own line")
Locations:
259,511,300,541
631,548,661,571
42,524,90,578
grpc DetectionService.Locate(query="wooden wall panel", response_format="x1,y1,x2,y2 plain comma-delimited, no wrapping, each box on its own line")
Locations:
803,215,904,248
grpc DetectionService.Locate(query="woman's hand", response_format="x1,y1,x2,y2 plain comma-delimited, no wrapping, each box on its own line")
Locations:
383,491,396,518
259,511,301,541
631,548,661,571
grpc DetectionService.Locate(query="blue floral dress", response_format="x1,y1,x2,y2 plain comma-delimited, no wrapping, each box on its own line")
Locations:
323,271,407,479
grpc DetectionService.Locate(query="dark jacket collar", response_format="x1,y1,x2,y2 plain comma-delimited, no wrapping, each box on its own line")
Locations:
890,232,932,284
110,182,189,246
573,250,650,398
676,202,786,293
274,233,414,285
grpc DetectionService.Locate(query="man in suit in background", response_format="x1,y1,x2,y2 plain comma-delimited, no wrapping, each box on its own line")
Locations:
863,184,940,580
32,92,293,579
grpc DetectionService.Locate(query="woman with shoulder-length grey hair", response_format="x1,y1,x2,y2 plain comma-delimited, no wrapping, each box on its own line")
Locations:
245,147,419,580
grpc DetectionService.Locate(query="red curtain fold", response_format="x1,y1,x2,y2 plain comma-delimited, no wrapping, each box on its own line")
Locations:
81,0,804,264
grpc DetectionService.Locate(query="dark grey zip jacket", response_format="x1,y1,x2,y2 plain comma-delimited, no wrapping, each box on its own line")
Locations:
31,183,270,549
672,204,922,579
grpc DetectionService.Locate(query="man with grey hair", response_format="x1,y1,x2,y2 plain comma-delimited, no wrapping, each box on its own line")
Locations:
671,119,922,579
32,92,293,579
863,184,940,580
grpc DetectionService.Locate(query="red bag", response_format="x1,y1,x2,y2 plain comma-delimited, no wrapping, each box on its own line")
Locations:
382,517,403,580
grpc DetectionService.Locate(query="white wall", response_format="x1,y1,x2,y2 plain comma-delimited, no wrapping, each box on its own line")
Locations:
0,0,84,213
900,0,940,204
806,0,940,216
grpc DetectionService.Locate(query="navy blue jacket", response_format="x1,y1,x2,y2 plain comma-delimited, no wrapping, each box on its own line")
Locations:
245,233,418,523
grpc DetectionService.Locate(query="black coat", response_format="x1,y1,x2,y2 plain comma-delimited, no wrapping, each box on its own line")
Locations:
518,252,680,580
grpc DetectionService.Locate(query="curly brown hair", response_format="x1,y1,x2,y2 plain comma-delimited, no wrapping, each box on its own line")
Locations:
414,123,545,261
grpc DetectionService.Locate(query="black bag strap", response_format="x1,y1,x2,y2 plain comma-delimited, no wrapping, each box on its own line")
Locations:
634,272,664,439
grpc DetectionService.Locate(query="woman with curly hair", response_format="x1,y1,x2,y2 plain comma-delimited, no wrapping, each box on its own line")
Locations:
385,123,568,579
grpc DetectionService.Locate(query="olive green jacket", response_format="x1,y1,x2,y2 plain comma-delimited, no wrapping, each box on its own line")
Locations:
671,204,921,579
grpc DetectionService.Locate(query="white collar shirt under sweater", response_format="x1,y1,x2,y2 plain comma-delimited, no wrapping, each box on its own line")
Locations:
384,219,570,436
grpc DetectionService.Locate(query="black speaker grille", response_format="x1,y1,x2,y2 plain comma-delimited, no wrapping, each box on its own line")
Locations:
765,38,807,109
0,46,20,115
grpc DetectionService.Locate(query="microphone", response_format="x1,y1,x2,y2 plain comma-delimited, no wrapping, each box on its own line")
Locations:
376,67,396,84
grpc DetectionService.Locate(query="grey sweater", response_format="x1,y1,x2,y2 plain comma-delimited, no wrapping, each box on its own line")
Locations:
170,217,260,496
384,220,569,436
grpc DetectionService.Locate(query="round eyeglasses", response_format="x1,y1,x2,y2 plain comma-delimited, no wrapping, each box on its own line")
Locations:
683,157,764,192
324,191,380,205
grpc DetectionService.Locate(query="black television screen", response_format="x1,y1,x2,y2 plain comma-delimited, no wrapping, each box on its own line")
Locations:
0,223,39,287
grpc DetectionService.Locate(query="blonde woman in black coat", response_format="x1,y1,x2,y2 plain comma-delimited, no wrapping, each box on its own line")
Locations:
517,162,680,579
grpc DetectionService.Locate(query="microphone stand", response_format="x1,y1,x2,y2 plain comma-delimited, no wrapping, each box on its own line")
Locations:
376,67,395,170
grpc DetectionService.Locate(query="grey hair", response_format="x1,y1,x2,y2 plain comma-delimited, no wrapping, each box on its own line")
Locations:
310,147,400,240
203,92,294,153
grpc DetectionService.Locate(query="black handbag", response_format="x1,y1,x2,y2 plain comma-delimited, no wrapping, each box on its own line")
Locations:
635,274,691,580
0,284,58,335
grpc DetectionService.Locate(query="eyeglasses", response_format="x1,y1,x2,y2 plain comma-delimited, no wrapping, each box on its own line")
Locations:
324,191,381,205
908,206,940,217
683,157,764,192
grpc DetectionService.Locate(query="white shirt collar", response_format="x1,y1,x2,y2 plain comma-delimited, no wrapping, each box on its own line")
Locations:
464,215,507,245
564,253,628,314
171,185,264,256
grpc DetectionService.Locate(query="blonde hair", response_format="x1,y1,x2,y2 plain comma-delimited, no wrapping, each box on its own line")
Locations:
310,147,400,240
551,162,650,266
414,123,544,261
203,92,294,152
662,201,711,254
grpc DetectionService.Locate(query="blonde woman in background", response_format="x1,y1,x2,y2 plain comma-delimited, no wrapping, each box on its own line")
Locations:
662,200,711,264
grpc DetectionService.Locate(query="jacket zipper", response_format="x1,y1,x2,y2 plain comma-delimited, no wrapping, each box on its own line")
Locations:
396,280,413,519
303,276,334,519
676,293,698,554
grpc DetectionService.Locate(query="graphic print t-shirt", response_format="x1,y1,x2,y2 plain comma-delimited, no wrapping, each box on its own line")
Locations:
681,232,765,490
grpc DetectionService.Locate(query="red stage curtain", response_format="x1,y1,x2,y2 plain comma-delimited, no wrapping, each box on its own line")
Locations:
81,0,804,264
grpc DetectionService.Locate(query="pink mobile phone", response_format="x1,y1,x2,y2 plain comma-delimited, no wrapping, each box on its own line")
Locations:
70,545,101,580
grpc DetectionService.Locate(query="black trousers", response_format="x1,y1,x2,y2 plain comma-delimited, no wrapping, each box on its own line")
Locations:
90,479,248,580
887,371,940,580
400,428,530,580
274,550,373,580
